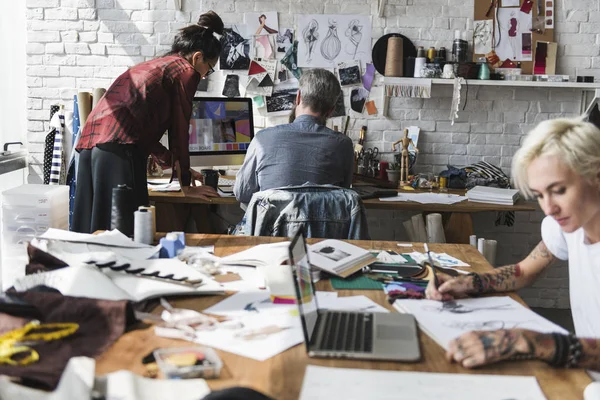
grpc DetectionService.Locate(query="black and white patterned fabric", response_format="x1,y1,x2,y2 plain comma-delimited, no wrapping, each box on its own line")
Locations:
42,105,61,184
49,109,66,185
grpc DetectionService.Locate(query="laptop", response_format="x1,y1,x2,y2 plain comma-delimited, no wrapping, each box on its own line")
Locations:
352,186,398,200
288,228,421,361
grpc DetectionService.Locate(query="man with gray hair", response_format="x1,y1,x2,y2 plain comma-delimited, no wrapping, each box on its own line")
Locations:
233,68,354,204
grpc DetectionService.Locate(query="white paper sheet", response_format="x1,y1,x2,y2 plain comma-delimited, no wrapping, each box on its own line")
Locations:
299,365,547,400
394,296,567,350
190,312,303,361
220,241,290,267
218,266,266,291
39,229,153,248
379,193,467,204
407,251,470,268
474,19,493,54
203,291,296,317
297,14,372,68
495,8,533,61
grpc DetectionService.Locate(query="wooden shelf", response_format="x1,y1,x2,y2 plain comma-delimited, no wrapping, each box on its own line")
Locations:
381,77,600,89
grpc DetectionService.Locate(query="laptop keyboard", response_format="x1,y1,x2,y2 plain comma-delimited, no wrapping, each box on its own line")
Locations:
315,312,373,353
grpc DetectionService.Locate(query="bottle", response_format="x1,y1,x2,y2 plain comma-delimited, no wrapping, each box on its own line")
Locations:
452,30,468,63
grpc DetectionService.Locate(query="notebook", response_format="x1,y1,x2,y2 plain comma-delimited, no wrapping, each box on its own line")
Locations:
308,239,377,278
12,259,224,302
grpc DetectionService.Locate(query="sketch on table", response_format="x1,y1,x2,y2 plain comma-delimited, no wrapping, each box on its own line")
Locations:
443,320,537,331
422,300,514,314
277,28,294,53
345,19,363,58
220,25,251,70
302,19,319,63
337,61,361,86
321,19,341,61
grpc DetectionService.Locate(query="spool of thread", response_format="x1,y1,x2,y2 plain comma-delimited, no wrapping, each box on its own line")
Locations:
426,213,446,243
438,47,447,62
477,238,485,255
159,232,185,258
138,205,156,239
77,92,92,127
416,46,425,58
405,56,416,78
483,239,497,266
134,209,153,245
111,184,135,237
469,234,477,247
385,37,404,77
413,57,427,78
92,88,106,109
426,47,437,62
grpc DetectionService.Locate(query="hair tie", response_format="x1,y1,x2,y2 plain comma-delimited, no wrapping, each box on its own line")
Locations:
198,24,222,40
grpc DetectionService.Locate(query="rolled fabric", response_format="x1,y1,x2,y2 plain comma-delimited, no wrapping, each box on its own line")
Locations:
411,214,427,243
477,238,485,255
403,219,416,242
483,239,497,266
92,88,106,109
385,37,404,77
426,213,446,243
77,92,92,127
469,234,477,247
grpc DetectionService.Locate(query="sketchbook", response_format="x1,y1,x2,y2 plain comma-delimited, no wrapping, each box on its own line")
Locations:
394,296,567,350
13,260,224,302
220,242,291,267
308,239,377,278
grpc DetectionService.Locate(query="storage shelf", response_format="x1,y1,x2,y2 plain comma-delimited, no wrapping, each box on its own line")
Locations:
381,77,600,89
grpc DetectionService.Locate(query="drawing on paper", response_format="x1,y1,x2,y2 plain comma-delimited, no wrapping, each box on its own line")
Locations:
302,19,320,63
220,25,250,70
495,9,532,61
345,19,363,58
277,28,294,53
246,12,279,35
350,87,368,113
321,19,341,61
337,61,361,86
443,320,537,331
330,92,346,118
266,87,297,115
422,300,514,314
222,74,240,98
253,34,276,59
317,246,351,262
473,20,493,54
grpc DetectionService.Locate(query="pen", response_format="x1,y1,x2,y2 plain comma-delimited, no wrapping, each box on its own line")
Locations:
424,243,440,289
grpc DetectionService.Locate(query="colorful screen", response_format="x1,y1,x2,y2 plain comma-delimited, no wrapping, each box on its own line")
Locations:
189,99,253,153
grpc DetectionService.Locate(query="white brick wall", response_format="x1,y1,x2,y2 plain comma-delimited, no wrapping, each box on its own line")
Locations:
25,0,600,308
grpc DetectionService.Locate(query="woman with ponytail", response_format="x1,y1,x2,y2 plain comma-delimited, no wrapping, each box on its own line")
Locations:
73,11,224,234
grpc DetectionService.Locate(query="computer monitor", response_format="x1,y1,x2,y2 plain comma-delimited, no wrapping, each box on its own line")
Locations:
188,97,255,168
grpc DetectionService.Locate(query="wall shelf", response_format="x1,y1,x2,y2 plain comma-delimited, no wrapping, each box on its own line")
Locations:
381,77,600,89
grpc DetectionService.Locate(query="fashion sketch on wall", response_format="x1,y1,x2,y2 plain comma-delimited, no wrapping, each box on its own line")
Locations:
220,25,251,70
298,14,372,68
277,28,294,53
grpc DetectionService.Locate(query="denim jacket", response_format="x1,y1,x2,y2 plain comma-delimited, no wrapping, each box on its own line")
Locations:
236,184,370,240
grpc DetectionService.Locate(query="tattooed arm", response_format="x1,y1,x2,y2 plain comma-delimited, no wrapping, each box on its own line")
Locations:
447,329,600,371
427,240,556,301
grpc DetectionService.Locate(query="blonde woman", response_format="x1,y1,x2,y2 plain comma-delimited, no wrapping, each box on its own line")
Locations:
426,117,600,376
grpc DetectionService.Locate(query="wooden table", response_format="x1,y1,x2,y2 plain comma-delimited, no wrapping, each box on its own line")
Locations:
95,235,590,399
148,189,537,244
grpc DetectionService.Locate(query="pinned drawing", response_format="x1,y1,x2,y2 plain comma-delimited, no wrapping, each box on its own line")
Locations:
350,87,368,113
245,12,279,35
298,14,372,68
253,34,276,59
220,25,251,70
495,9,532,61
345,19,363,58
473,20,493,55
277,28,294,53
222,75,240,98
281,41,302,80
337,61,361,86
266,85,298,116
330,92,346,118
302,19,320,64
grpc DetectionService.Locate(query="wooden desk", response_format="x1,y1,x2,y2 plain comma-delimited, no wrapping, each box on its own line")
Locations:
96,235,589,399
148,189,537,244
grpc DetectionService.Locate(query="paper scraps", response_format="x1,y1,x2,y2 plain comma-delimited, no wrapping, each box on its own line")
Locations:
246,58,277,96
222,75,240,97
362,63,375,92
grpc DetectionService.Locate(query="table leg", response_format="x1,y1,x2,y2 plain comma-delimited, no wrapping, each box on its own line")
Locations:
444,212,474,244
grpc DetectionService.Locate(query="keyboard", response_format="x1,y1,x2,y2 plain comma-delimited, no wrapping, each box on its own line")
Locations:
218,177,236,187
313,311,374,353
353,186,398,200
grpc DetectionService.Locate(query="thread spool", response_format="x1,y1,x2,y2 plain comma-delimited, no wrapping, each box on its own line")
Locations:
413,57,427,78
92,88,106,109
134,209,153,245
426,47,437,62
416,46,425,58
426,213,446,243
438,47,447,62
138,205,156,239
405,57,416,78
483,239,497,266
477,238,485,255
77,92,92,127
111,184,135,237
469,234,477,247
385,37,404,77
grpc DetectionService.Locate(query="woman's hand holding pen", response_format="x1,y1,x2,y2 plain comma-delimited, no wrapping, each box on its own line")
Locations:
425,273,474,302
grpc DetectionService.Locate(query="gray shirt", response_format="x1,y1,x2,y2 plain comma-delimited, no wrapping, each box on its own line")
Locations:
233,115,354,204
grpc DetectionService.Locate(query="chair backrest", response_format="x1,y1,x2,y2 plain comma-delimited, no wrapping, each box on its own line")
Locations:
238,184,370,240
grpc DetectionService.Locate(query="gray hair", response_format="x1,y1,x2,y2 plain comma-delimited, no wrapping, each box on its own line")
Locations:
298,68,341,118
512,117,600,198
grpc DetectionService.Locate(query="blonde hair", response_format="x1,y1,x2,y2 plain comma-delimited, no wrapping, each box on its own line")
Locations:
512,117,600,199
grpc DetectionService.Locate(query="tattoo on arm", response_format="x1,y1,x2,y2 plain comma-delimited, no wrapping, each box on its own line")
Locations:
577,338,600,369
530,241,552,261
475,264,521,294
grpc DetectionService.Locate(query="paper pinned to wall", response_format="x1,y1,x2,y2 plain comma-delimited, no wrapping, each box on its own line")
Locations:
297,14,372,68
473,20,493,54
277,28,294,53
495,8,532,61
220,24,251,70
245,12,279,35
245,58,277,96
266,84,298,116
253,34,276,59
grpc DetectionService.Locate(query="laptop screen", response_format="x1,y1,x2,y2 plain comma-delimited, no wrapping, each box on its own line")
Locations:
289,229,319,343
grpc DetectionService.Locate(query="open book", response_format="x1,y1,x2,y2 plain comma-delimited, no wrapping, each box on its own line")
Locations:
308,239,377,278
220,242,291,267
13,259,223,302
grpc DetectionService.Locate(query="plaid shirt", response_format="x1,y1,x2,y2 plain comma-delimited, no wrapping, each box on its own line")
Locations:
76,55,200,185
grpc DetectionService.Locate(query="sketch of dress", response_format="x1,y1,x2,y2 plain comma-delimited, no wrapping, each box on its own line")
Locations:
321,19,341,61
345,19,363,58
507,13,518,59
302,20,319,63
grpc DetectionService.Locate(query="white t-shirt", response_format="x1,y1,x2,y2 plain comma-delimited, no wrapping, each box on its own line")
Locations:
542,216,600,380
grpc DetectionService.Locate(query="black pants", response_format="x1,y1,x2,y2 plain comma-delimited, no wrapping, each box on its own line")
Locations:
72,143,148,234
